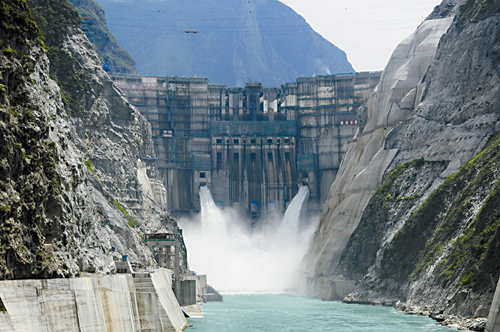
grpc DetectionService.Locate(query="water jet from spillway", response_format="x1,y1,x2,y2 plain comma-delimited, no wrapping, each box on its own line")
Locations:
179,186,318,293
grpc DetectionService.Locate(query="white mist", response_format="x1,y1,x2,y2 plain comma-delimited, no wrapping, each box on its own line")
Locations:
178,186,319,293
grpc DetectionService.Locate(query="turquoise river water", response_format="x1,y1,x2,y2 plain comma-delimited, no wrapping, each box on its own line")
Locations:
188,294,455,331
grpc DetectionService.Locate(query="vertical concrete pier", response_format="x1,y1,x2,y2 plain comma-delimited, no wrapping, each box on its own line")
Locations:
487,278,500,332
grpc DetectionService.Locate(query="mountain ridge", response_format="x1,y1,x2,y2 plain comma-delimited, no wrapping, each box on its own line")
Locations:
69,0,138,74
95,0,354,87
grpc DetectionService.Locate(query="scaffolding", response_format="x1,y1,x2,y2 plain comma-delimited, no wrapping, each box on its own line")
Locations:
211,121,297,137
111,71,381,216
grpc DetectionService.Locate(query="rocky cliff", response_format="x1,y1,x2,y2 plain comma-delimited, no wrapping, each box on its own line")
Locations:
0,0,184,279
305,0,500,328
68,0,137,74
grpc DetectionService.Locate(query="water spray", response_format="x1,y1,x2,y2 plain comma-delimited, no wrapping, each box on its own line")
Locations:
179,186,318,293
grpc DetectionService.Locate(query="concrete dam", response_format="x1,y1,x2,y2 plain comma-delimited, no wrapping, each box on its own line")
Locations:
113,72,381,218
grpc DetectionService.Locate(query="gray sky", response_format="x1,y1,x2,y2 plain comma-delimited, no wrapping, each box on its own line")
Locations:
280,0,442,71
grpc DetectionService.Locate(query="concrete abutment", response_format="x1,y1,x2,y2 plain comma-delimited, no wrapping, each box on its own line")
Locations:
0,269,188,332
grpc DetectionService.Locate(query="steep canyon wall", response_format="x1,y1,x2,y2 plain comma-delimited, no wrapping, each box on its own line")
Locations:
0,0,184,279
304,9,456,297
306,0,500,327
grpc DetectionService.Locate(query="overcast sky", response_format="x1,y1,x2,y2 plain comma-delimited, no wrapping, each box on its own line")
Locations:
280,0,442,72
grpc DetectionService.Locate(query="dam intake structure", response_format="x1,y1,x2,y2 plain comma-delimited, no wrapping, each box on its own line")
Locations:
179,186,317,293
113,72,381,219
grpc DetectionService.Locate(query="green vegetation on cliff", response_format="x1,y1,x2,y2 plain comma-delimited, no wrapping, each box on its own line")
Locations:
0,0,66,279
27,0,94,116
0,0,39,47
1,0,183,279
68,0,137,74
382,133,500,293
337,158,448,280
419,134,500,291
113,199,138,228
458,0,500,24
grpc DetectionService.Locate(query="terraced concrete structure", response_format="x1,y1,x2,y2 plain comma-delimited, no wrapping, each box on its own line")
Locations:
113,73,380,218
0,269,187,332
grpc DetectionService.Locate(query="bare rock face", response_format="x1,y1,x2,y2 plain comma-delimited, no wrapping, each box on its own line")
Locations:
303,4,458,299
305,0,500,325
0,0,183,279
342,0,500,316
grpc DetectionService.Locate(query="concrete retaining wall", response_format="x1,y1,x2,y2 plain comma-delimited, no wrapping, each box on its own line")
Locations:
0,269,187,332
150,269,188,331
181,274,207,303
487,279,500,332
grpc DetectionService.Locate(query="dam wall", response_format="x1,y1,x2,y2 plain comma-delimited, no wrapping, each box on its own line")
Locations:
112,73,381,219
0,269,187,332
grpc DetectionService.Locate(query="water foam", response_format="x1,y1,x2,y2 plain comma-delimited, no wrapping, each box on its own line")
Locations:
179,186,318,293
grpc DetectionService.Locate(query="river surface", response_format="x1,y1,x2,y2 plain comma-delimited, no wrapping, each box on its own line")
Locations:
188,294,454,331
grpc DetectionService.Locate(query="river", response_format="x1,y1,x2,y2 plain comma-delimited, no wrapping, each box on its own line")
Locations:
188,294,453,331
181,187,454,331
